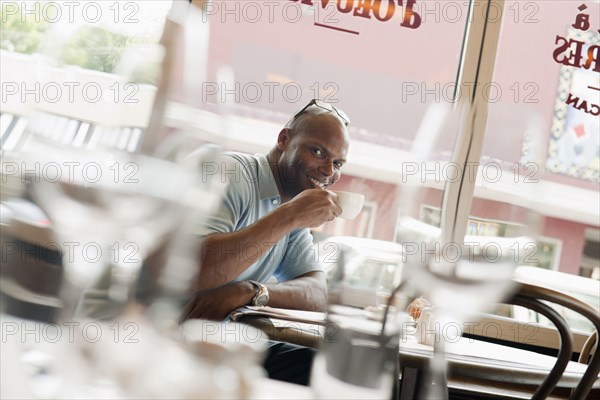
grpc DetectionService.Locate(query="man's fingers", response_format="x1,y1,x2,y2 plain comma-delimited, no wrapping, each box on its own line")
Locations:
334,204,342,217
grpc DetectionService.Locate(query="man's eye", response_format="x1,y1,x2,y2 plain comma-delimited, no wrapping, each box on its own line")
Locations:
334,162,343,169
312,148,323,157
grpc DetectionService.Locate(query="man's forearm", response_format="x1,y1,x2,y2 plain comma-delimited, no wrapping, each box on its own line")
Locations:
265,272,327,312
181,272,326,322
180,281,256,322
196,205,298,289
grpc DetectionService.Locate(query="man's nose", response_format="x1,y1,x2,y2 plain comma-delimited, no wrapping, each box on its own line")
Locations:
319,161,335,177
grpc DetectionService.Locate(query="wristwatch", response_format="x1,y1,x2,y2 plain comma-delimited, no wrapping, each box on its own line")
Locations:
248,280,269,307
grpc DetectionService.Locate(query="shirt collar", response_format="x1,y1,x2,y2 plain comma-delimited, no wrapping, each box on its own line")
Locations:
256,154,280,201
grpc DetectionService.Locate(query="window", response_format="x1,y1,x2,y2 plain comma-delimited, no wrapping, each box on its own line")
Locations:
191,0,473,241
0,1,173,153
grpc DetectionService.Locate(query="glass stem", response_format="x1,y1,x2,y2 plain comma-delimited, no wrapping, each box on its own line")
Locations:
424,322,449,399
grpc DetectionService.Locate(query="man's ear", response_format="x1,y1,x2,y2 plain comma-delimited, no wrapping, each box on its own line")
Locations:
276,128,291,150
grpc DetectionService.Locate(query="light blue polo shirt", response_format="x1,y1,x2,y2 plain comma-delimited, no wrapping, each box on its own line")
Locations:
197,152,323,283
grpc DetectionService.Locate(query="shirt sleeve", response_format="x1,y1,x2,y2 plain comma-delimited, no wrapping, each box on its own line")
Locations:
273,228,324,281
196,154,253,236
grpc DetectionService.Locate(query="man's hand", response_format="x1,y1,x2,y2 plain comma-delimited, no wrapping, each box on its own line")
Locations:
180,281,255,322
281,189,342,229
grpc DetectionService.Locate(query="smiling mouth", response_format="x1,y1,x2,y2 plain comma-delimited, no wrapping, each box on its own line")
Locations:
308,176,328,189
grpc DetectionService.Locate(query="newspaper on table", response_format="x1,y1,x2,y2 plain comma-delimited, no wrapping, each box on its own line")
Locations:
230,306,327,326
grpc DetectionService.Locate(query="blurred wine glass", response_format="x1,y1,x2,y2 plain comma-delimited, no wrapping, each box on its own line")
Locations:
393,103,542,399
23,24,201,316
5,7,227,396
310,238,405,399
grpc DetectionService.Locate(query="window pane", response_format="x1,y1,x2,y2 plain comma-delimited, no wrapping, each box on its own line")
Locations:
0,1,173,152
199,0,471,240
472,0,599,326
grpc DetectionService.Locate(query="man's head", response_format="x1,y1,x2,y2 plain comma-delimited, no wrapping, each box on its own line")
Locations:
268,100,350,201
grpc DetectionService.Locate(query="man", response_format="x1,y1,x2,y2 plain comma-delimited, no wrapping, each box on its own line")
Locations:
181,99,351,385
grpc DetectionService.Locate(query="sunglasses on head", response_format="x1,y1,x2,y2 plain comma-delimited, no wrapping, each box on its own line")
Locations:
291,99,351,126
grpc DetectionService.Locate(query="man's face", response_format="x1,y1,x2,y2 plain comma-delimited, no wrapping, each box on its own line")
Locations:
277,113,350,199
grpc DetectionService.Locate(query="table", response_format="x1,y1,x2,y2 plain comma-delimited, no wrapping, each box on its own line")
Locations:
397,334,597,399
236,312,600,399
0,313,314,400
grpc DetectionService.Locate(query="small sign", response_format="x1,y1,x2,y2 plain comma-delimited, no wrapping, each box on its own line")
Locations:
551,3,599,116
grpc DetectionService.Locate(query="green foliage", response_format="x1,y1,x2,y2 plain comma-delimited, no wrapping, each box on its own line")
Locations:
60,25,150,74
1,2,154,78
0,2,50,54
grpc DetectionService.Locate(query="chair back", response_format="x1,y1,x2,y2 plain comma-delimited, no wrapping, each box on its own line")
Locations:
579,330,598,365
513,282,600,400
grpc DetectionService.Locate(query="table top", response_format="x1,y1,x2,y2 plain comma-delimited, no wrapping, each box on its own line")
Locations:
237,312,599,391
0,313,314,400
398,333,594,389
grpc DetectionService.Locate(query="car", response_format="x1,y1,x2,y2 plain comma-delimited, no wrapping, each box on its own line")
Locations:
317,236,404,309
509,266,600,334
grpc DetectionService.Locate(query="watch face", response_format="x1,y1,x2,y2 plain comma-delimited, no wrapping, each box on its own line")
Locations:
255,294,269,307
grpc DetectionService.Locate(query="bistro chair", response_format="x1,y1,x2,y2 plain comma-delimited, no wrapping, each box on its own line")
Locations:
451,281,600,400
513,282,600,399
579,330,598,366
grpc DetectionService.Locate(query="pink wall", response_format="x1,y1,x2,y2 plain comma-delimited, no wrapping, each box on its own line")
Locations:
469,197,588,273
330,180,591,275
542,217,586,275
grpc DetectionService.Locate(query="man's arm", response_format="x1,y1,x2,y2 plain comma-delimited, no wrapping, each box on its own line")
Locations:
181,271,327,322
195,189,340,290
266,271,327,311
195,205,296,290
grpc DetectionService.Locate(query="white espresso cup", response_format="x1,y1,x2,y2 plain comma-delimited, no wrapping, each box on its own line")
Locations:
333,191,365,220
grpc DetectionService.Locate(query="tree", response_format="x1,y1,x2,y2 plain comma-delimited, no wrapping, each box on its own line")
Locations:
61,25,136,74
1,2,155,81
0,2,49,54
